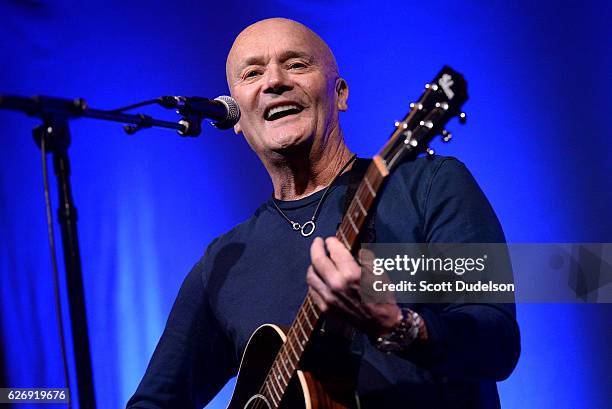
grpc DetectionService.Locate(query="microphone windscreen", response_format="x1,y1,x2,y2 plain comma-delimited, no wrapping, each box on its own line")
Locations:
213,95,241,129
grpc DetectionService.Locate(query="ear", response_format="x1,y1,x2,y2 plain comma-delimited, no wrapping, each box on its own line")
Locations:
233,122,242,134
336,78,349,111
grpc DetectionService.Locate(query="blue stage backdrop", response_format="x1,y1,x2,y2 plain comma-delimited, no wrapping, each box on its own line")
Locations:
0,1,610,408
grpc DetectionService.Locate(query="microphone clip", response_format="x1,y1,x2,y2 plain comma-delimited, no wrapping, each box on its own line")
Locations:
177,112,204,137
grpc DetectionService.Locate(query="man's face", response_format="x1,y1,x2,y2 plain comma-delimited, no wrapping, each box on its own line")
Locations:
226,20,348,157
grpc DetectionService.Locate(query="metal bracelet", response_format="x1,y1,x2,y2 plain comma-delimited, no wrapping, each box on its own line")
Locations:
374,308,421,354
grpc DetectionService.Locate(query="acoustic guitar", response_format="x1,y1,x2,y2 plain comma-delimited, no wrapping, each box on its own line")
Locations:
227,66,468,409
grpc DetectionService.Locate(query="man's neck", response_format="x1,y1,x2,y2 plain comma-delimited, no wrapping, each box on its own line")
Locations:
266,140,354,201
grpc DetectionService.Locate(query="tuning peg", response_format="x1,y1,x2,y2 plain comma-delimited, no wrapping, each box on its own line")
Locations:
459,112,467,124
426,148,435,156
395,120,409,129
435,102,449,110
409,102,423,110
442,129,452,142
419,120,433,129
404,135,417,146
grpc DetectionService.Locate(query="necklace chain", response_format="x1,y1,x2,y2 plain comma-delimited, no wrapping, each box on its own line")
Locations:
272,154,357,237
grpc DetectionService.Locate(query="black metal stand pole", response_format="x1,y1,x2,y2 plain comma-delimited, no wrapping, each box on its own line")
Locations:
33,120,96,409
0,94,208,409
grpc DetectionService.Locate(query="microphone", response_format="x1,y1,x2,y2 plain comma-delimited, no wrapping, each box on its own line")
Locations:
158,95,240,130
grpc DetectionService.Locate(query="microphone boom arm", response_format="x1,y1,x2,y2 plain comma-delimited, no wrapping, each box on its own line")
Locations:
0,94,200,136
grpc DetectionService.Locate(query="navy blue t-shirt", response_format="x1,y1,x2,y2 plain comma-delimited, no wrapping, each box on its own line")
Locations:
127,156,520,408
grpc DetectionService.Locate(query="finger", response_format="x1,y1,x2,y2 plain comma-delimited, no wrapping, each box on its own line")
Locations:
306,266,358,315
326,237,361,282
308,288,328,313
306,264,335,307
310,236,338,278
358,248,376,265
326,237,360,270
309,260,361,313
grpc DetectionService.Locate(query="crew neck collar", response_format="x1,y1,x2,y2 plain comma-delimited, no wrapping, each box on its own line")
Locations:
269,170,351,210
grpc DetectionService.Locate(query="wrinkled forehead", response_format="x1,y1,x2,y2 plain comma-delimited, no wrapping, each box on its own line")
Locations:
226,19,338,82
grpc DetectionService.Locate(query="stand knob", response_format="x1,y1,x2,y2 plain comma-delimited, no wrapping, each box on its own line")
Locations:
442,129,452,142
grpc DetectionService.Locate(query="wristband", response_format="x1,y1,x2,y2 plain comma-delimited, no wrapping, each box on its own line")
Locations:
374,308,422,354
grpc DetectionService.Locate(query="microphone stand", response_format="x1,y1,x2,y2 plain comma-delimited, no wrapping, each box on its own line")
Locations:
0,95,203,409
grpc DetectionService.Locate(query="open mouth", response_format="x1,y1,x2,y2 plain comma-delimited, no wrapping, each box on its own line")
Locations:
264,104,304,121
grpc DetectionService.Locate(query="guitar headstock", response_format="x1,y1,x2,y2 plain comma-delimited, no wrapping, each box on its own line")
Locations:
378,65,468,170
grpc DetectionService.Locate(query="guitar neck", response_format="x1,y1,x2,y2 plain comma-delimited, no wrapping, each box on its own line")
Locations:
261,159,389,407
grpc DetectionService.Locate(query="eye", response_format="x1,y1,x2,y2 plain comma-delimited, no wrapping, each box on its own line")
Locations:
243,69,261,79
288,61,307,70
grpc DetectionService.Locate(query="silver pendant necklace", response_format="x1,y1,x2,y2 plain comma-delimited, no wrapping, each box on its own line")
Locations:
272,154,357,237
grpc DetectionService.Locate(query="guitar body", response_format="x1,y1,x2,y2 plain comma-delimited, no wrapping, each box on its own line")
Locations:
227,324,359,409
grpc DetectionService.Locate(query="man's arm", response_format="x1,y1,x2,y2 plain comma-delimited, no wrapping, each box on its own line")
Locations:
307,157,520,382
126,257,237,409
406,158,520,381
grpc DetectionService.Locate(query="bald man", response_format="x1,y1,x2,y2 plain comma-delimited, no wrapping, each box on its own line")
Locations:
127,18,519,409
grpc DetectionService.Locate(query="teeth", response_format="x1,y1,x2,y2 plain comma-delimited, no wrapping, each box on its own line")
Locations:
266,104,299,119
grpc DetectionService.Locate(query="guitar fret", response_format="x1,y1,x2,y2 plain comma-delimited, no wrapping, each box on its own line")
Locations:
302,311,314,331
364,177,376,196
300,306,311,322
267,379,281,405
272,368,285,401
271,371,283,395
357,194,370,217
347,213,359,234
279,349,291,376
279,349,295,381
308,297,320,319
274,363,287,387
338,227,350,248
296,317,308,340
287,337,301,361
358,186,370,206
310,295,320,318
355,195,367,214
263,384,277,408
296,336,306,350
305,296,319,323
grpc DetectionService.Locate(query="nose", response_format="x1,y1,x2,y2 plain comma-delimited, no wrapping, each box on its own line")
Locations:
264,64,292,95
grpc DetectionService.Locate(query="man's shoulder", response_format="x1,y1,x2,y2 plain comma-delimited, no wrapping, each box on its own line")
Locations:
201,201,270,260
385,154,469,193
390,154,465,177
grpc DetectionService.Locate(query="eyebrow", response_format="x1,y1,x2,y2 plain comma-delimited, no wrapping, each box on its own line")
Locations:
235,50,315,74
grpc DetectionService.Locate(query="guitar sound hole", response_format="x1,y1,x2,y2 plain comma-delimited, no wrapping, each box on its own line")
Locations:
244,394,272,409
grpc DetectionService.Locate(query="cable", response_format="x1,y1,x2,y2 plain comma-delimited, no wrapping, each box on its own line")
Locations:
40,133,72,409
107,99,160,113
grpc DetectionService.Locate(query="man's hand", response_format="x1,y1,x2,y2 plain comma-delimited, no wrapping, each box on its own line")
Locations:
306,236,401,337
